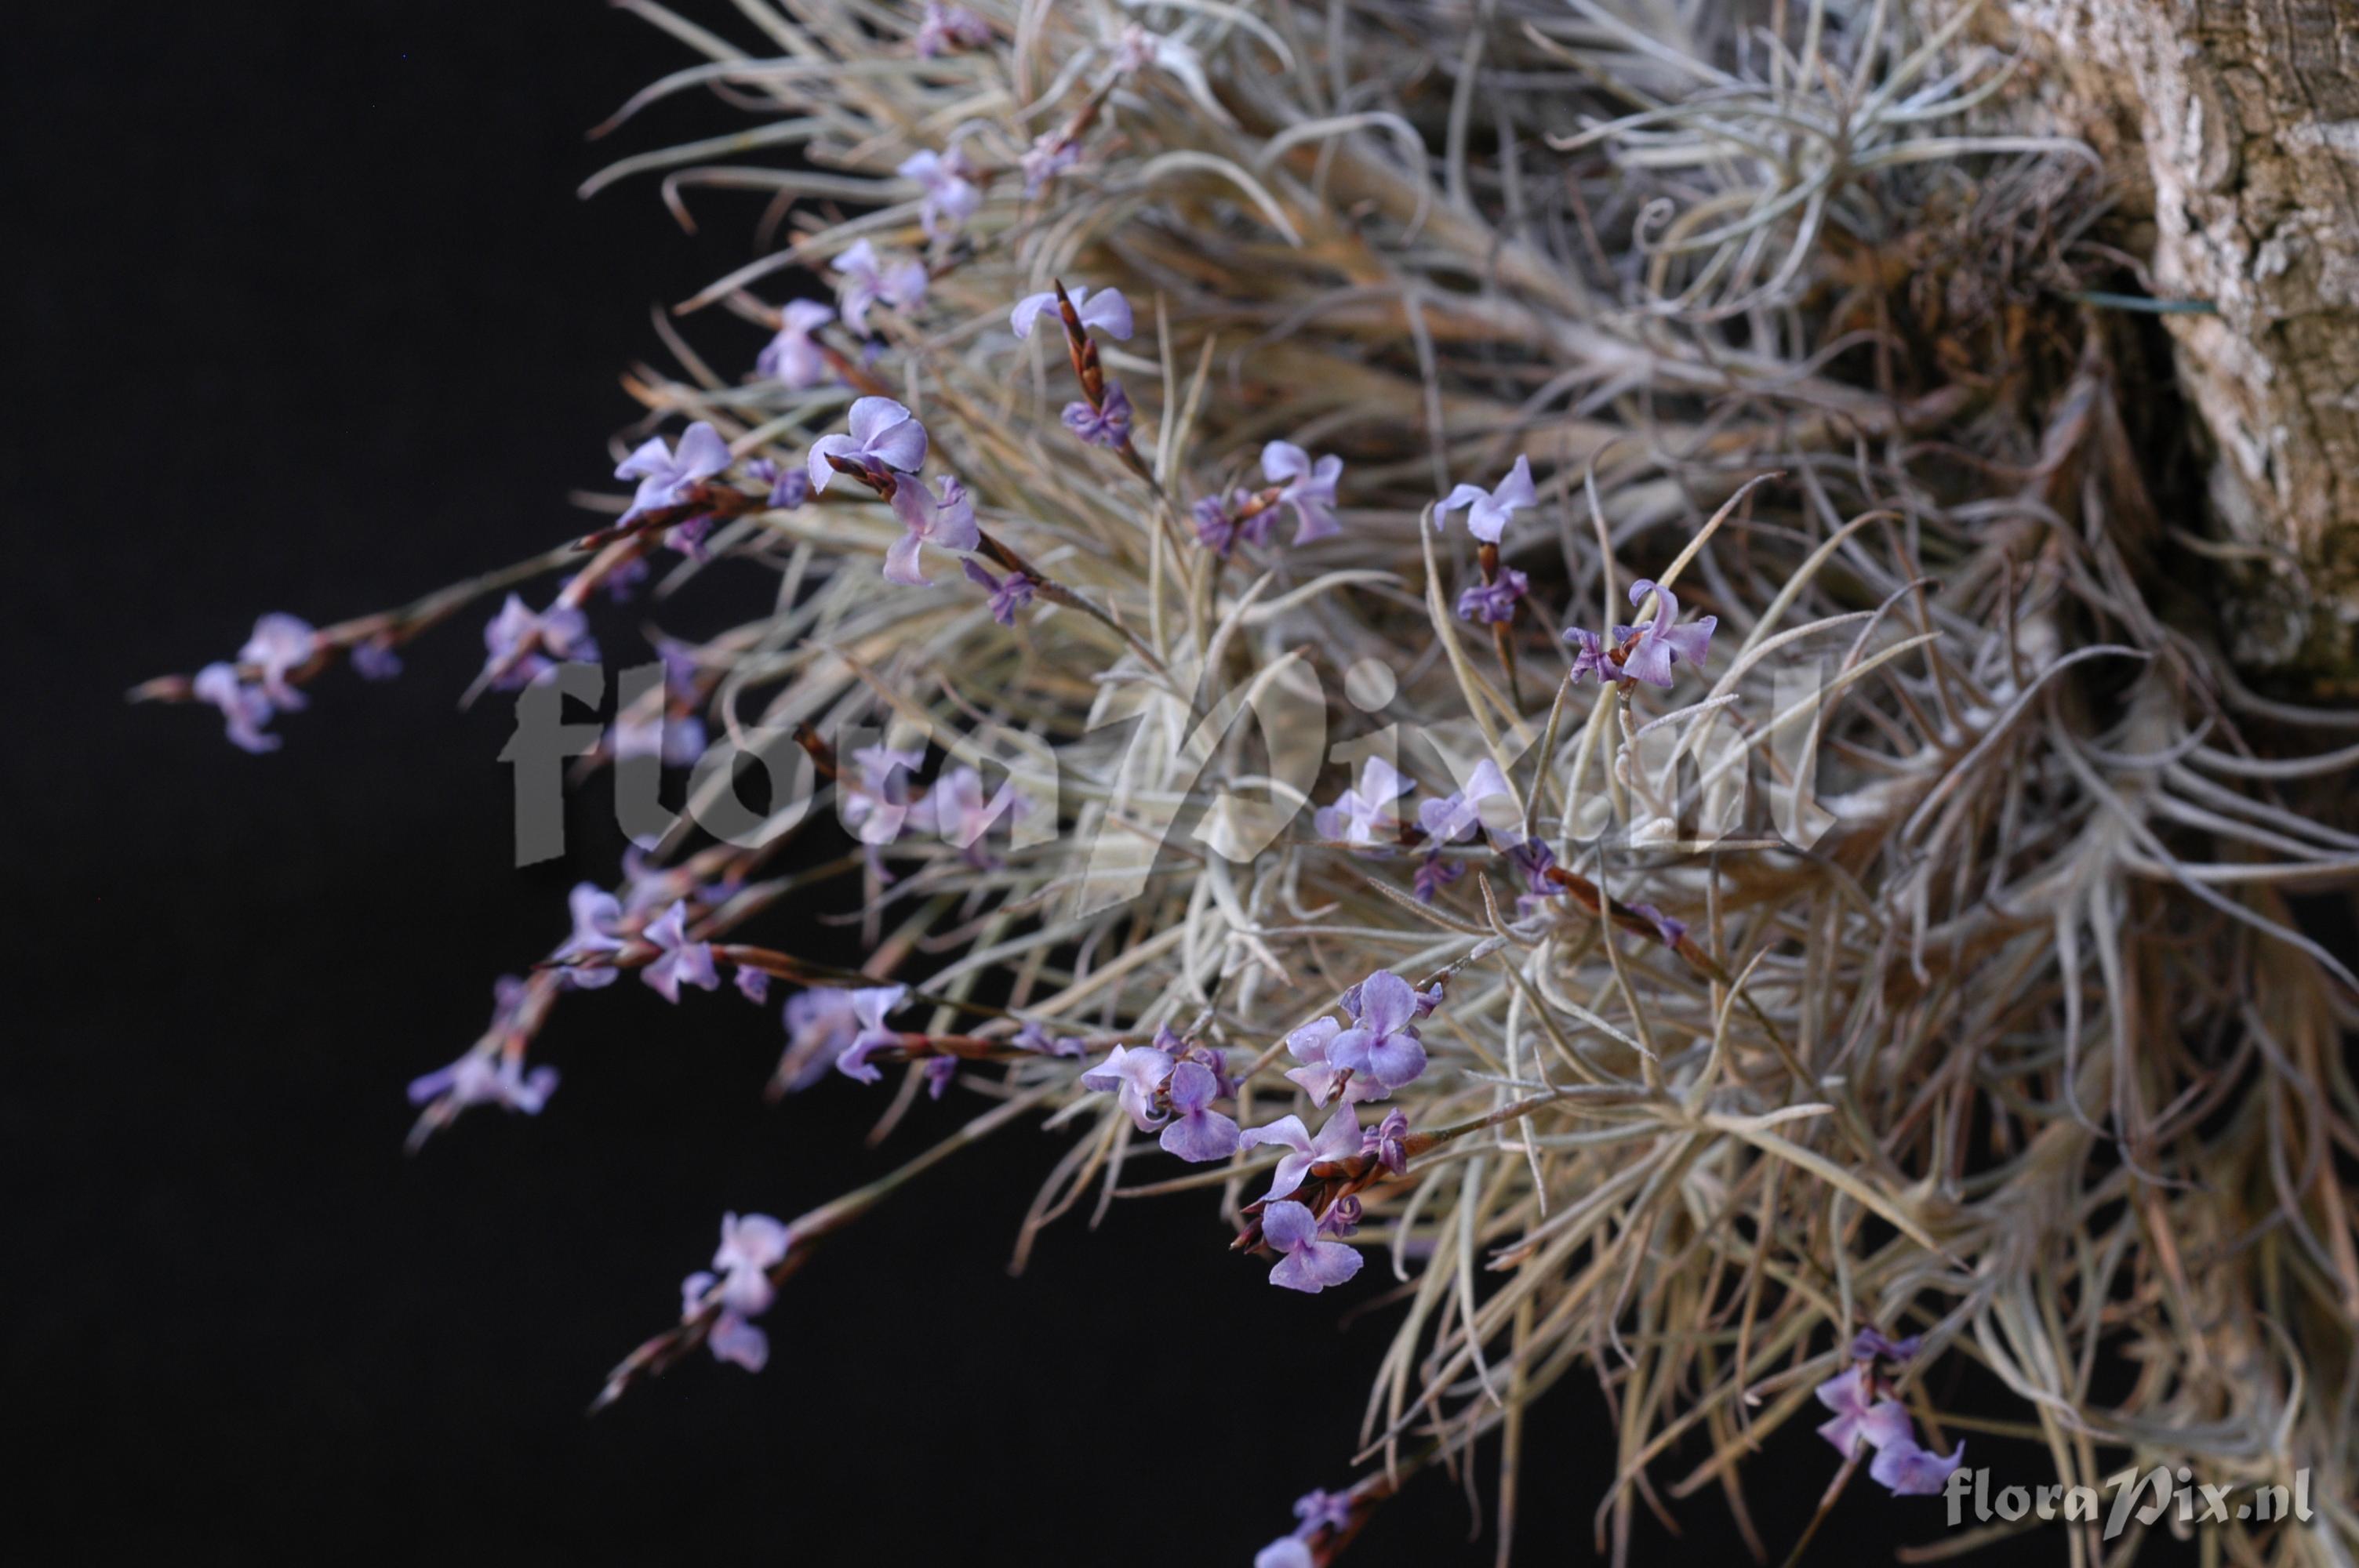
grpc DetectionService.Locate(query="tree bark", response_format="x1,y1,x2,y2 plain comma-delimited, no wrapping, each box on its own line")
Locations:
1981,0,2359,675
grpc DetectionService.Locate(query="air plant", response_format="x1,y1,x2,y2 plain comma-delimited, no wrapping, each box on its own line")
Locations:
132,2,2359,1565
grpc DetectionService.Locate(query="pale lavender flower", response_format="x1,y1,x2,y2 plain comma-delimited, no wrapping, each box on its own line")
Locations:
1871,1437,1965,1496
1314,755,1415,845
480,595,598,691
924,1055,958,1100
1852,1327,1924,1362
808,396,930,493
706,1310,771,1373
757,299,835,389
1260,441,1343,544
1565,626,1616,686
238,613,317,709
779,987,863,1092
1260,1199,1363,1293
616,421,732,524
1813,1367,1913,1459
1013,1021,1087,1059
1020,132,1080,198
1435,455,1536,543
831,239,929,334
885,474,980,586
1159,1062,1241,1163
1627,901,1688,949
1255,1541,1314,1568
1613,578,1717,686
191,663,281,753
734,967,771,1004
1009,284,1133,342
1062,381,1132,448
1318,1195,1363,1237
641,900,720,1004
914,2,990,56
351,636,402,681
831,984,911,1083
1281,1016,1391,1107
405,1049,559,1116
1363,1109,1410,1176
1238,1107,1360,1203
1456,568,1528,625
556,882,625,989
898,146,981,241
1327,970,1428,1088
922,763,1027,861
681,1210,791,1372
1081,1041,1176,1131
961,557,1035,624
1412,852,1463,904
1416,758,1510,844
841,743,925,845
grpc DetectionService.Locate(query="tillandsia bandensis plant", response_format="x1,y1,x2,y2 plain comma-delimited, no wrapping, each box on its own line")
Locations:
133,1,2359,1563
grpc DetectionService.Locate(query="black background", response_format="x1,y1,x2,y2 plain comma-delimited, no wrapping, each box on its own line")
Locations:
9,3,2055,1563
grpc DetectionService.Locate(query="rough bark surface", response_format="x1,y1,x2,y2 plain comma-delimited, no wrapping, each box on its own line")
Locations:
1990,0,2359,673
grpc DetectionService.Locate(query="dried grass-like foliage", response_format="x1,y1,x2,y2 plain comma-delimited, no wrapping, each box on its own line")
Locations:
146,1,2359,1563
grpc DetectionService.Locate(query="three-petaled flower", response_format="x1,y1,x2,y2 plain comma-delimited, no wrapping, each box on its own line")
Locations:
681,1211,791,1372
1416,759,1510,844
1260,441,1343,543
1314,756,1416,846
1238,1107,1360,1202
191,662,282,753
831,984,912,1083
1010,285,1132,342
641,900,720,1003
556,883,626,988
1260,1199,1363,1293
898,146,981,241
1327,970,1429,1088
1435,455,1536,543
757,299,836,390
1813,1364,1965,1496
831,239,928,335
885,475,980,586
1567,578,1717,688
1081,1041,1176,1131
616,421,732,524
1159,1061,1241,1162
238,614,317,709
480,595,598,691
807,396,929,493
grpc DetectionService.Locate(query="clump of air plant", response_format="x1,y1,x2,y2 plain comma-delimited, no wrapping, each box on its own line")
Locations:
134,2,2359,1565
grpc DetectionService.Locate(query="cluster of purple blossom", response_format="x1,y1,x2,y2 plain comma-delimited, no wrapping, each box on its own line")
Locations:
1813,1328,1965,1495
191,612,397,753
